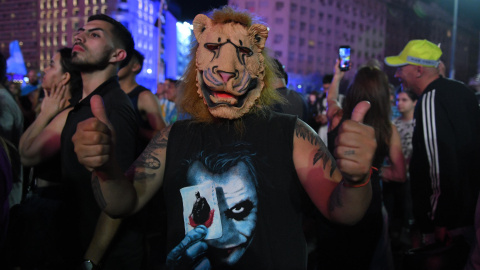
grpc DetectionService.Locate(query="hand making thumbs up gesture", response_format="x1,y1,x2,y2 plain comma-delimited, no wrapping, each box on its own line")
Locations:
335,101,376,184
73,95,116,172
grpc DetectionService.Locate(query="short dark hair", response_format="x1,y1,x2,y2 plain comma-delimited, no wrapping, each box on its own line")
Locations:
322,74,333,84
88,14,134,69
400,88,418,102
273,58,288,85
58,47,82,96
165,78,178,86
0,52,6,86
132,49,145,74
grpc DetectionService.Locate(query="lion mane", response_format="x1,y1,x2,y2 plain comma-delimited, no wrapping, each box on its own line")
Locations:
180,6,282,124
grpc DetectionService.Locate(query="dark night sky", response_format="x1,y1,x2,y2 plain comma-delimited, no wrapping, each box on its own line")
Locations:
168,0,228,22
170,0,480,29
430,0,480,28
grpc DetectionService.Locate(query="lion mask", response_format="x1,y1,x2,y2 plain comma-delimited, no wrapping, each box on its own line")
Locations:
191,11,269,119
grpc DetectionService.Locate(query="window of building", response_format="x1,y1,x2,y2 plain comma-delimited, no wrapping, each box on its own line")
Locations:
308,40,315,48
40,0,45,9
300,6,306,15
299,38,305,46
102,5,107,13
62,0,66,7
275,2,284,11
289,19,296,30
274,34,283,44
62,34,67,46
300,22,306,31
245,1,255,11
289,35,296,45
85,7,90,16
274,51,282,58
318,12,324,20
85,0,89,4
290,3,297,12
309,24,314,33
62,9,67,17
288,52,295,61
259,1,268,7
73,8,79,16
275,17,283,24
73,0,77,6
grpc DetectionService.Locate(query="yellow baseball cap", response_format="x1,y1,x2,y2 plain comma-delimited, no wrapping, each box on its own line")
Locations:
384,39,442,67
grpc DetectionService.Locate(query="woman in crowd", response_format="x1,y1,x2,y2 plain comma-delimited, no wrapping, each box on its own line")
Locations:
311,60,406,270
7,47,83,269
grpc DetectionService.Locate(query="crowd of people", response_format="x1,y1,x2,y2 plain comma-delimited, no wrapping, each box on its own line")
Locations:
1,6,480,270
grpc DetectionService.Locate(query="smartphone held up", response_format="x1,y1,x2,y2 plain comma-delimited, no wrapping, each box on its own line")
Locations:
339,45,351,71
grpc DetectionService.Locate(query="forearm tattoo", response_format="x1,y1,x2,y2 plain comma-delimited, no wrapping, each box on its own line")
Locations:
92,174,107,210
295,121,337,177
127,126,170,182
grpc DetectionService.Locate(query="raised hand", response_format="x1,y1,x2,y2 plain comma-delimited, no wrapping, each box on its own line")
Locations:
40,82,68,118
73,95,115,171
166,225,210,270
334,101,376,183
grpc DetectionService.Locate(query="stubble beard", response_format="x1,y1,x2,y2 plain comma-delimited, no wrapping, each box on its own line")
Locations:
72,49,112,73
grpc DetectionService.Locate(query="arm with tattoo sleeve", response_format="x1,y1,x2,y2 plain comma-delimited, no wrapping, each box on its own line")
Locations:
293,101,376,225
73,95,168,218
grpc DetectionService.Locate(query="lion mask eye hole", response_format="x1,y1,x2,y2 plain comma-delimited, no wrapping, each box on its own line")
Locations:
239,47,253,56
205,43,220,51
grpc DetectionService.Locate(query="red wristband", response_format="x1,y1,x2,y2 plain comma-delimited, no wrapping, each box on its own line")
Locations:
342,167,378,188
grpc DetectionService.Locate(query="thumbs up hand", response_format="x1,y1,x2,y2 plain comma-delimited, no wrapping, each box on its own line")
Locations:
73,95,116,172
334,101,376,183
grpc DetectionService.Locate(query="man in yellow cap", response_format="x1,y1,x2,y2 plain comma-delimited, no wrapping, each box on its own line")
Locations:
385,40,480,264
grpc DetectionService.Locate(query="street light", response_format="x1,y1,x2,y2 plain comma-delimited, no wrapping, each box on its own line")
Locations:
449,0,458,79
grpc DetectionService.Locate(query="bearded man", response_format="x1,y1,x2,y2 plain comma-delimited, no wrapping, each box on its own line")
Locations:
73,7,377,269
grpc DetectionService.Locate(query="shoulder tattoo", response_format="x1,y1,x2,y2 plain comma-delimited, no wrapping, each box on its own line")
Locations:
294,120,337,177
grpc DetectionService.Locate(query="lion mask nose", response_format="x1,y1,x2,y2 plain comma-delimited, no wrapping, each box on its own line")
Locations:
219,71,235,83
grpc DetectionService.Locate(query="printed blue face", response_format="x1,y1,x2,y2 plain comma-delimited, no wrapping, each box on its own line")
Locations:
186,160,258,265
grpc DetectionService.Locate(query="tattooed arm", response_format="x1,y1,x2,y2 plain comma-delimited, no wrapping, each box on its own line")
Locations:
293,102,376,225
73,95,169,217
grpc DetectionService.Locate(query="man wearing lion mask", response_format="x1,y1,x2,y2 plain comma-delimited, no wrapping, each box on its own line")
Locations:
72,6,377,269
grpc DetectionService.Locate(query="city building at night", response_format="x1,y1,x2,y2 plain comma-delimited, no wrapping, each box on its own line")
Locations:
229,0,387,93
0,0,171,91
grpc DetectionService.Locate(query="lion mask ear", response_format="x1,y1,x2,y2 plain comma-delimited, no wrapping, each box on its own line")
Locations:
249,24,269,52
193,14,213,40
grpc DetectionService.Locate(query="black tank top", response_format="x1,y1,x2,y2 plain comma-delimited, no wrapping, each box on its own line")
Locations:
163,111,309,269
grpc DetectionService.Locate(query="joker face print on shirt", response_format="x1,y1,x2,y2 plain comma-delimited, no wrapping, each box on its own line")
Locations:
179,145,259,266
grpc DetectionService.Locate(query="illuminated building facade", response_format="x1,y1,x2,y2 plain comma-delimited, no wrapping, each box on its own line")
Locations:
229,0,387,92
